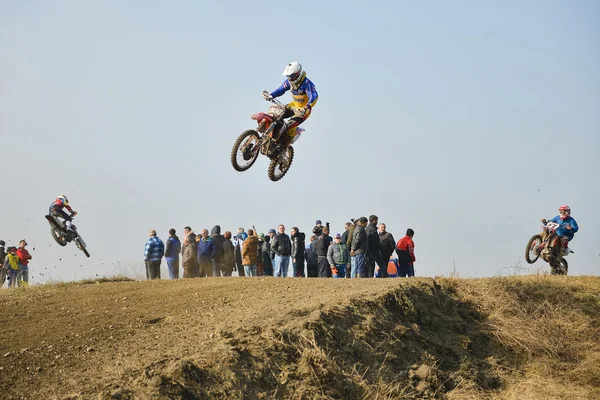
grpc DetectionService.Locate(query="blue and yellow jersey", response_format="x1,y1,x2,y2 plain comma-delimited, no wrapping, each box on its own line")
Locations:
270,77,319,109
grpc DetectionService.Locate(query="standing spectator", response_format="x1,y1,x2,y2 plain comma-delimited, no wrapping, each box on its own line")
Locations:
341,222,352,278
312,220,324,236
365,215,387,278
197,229,216,277
210,225,225,277
181,226,193,256
315,226,333,277
257,233,265,276
4,247,20,288
242,229,259,277
16,240,32,287
0,240,6,287
351,217,369,278
346,219,358,278
379,223,396,265
327,233,351,278
144,230,164,280
233,228,247,277
271,224,291,277
182,231,199,278
267,228,277,264
164,228,182,280
397,229,416,277
291,227,306,277
305,235,318,278
222,231,235,277
261,233,274,276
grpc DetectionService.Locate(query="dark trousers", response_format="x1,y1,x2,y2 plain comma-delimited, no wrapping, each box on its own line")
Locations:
236,261,245,277
306,263,318,277
293,256,305,277
317,257,331,278
145,261,161,280
398,263,414,277
366,249,388,278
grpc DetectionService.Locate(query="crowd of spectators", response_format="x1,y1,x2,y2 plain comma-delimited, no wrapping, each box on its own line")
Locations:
143,216,416,280
0,239,32,288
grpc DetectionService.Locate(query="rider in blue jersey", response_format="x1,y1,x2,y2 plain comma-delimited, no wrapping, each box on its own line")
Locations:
263,62,318,148
541,205,578,255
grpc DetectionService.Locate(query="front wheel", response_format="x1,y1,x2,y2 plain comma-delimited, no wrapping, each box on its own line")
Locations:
75,236,90,258
231,130,260,172
51,227,68,247
268,146,294,182
525,235,542,264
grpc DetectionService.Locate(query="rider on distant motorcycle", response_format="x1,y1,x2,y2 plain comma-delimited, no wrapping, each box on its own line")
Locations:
541,205,578,254
262,61,318,148
49,194,77,231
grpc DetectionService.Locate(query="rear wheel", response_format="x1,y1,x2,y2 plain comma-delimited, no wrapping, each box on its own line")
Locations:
525,235,542,264
268,146,294,182
51,227,68,247
231,130,260,172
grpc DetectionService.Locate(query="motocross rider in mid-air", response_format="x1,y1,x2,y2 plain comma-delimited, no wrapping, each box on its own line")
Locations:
48,194,78,232
541,205,579,255
262,61,318,148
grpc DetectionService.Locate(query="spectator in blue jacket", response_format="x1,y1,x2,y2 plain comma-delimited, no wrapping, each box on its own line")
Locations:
196,229,216,277
144,230,164,280
164,228,182,279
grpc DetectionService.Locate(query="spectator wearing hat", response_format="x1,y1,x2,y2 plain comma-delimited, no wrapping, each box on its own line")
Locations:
164,228,182,279
4,247,20,288
257,232,265,276
267,228,277,264
210,225,225,277
144,230,164,280
351,217,369,278
16,240,32,287
315,225,333,277
182,230,199,278
327,233,351,278
261,232,274,276
233,228,247,277
222,231,235,277
291,227,306,277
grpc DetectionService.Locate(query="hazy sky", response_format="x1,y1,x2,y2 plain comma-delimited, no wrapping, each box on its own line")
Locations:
1,1,598,282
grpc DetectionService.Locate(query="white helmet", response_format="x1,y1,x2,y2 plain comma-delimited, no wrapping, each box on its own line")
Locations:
58,194,69,204
282,62,305,87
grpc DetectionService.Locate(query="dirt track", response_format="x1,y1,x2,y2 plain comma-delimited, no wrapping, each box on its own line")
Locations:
0,278,402,399
1,276,599,400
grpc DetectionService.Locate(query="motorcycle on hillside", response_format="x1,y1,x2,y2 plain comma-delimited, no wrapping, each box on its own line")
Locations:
230,92,304,182
525,221,572,275
45,214,90,258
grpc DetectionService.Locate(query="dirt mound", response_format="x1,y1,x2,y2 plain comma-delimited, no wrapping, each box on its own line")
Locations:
1,276,599,399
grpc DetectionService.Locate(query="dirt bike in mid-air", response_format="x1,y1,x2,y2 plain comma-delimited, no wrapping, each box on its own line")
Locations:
525,221,572,275
45,215,90,258
231,93,304,182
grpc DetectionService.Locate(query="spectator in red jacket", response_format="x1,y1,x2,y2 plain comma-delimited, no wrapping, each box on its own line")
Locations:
396,229,416,277
16,239,32,287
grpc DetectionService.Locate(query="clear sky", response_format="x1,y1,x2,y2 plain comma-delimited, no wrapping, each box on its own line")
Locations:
1,1,598,282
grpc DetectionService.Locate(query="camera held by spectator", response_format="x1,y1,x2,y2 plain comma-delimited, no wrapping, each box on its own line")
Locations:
312,220,330,236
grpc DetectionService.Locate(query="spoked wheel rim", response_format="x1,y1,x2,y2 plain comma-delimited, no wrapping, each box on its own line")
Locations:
268,146,294,182
231,130,260,172
525,235,542,264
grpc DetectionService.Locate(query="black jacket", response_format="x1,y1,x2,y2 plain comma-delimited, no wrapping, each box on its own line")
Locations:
272,233,291,256
210,225,225,262
305,239,318,265
365,223,381,253
261,237,273,269
379,231,396,258
291,232,306,259
351,224,368,254
315,234,332,257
